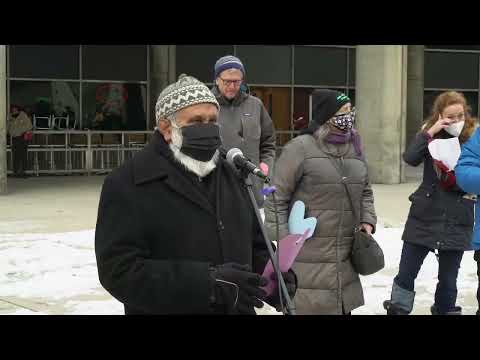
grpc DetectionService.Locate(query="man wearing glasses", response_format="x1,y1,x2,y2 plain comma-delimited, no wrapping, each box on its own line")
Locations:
212,55,276,208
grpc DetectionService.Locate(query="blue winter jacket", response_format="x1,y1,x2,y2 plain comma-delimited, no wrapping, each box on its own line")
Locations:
456,128,480,250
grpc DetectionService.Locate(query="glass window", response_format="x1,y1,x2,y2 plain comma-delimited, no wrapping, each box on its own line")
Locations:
345,88,355,107
465,92,478,116
82,82,147,131
82,45,148,81
293,87,314,131
9,80,80,129
294,46,347,86
423,91,440,118
425,45,480,51
348,48,356,86
425,52,479,89
236,45,292,85
250,86,291,146
9,45,79,79
176,45,234,84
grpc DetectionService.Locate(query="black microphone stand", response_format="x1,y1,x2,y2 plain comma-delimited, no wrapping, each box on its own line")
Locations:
239,169,296,315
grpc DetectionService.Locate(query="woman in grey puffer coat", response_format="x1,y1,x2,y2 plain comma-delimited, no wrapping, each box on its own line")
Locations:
264,89,377,315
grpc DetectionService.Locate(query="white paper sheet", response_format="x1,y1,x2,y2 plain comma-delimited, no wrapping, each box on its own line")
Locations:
427,137,461,171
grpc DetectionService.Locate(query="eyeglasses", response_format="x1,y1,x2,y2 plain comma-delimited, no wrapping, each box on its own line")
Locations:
219,78,242,87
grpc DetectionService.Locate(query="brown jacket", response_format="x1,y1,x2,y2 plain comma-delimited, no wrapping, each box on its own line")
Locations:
8,111,33,138
264,127,377,314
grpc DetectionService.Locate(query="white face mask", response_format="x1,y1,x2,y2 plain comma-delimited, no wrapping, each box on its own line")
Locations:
445,121,465,137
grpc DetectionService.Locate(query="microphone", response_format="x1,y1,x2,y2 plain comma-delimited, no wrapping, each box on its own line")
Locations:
225,148,269,181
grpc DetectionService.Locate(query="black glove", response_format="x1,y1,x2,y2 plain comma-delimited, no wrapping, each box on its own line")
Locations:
265,269,298,312
209,263,268,315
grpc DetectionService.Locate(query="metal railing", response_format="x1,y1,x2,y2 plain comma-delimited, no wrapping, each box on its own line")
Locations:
6,130,152,176
5,129,300,176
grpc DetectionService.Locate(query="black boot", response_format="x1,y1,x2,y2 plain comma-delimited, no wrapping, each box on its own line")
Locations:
383,300,409,315
383,282,415,315
430,305,462,315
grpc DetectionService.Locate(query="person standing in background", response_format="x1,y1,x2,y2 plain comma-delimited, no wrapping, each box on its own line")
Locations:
211,55,276,208
7,105,33,178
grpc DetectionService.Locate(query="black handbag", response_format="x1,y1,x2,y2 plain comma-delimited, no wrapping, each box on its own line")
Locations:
326,154,385,276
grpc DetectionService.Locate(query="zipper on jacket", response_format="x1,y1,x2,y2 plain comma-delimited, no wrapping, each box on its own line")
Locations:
215,162,225,260
336,196,345,314
337,155,346,314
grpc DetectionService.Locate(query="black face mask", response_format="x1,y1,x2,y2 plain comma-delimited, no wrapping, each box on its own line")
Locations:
179,123,221,162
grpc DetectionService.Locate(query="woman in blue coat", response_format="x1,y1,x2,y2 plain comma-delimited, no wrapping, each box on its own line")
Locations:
455,127,480,316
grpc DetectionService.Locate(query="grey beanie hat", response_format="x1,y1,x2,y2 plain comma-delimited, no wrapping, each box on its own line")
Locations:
155,74,219,122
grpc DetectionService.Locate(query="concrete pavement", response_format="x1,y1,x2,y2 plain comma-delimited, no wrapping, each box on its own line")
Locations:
0,173,421,234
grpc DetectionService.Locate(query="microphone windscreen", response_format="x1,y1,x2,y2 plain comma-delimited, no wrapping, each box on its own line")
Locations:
226,148,243,165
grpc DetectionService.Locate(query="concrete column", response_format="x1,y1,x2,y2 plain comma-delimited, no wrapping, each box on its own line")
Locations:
406,45,424,148
356,45,408,184
149,45,176,129
0,45,7,194
168,45,176,83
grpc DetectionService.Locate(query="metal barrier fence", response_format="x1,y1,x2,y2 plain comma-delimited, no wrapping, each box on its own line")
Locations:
5,130,299,176
6,131,153,176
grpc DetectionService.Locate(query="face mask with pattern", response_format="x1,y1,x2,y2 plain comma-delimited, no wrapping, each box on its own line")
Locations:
331,108,356,131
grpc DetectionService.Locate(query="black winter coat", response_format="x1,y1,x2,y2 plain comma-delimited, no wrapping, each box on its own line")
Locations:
95,131,271,314
402,132,474,251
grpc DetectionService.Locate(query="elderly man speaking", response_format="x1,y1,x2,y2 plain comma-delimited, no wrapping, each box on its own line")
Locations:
95,74,296,315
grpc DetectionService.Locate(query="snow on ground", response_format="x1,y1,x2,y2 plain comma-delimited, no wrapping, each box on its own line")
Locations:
7,309,48,315
0,230,124,315
1,230,101,299
0,223,478,315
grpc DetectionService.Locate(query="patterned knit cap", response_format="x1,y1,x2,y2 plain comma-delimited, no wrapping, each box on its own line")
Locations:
155,74,219,121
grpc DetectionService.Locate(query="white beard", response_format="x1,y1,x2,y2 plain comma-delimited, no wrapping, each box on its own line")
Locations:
169,126,218,178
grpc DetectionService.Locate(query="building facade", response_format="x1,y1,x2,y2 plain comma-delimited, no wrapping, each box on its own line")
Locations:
1,45,479,194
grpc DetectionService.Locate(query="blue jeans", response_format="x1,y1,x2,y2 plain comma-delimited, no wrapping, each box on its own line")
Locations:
394,242,464,314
